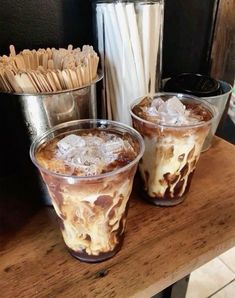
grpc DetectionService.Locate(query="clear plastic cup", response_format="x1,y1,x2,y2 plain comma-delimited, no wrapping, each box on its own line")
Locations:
30,119,144,262
130,93,217,206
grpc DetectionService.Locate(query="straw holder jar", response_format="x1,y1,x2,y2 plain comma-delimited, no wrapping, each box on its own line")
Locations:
95,0,164,124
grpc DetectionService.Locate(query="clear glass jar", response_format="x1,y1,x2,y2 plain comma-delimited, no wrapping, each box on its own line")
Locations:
95,0,164,124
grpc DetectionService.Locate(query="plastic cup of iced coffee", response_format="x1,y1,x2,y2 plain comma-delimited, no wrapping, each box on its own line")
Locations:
130,93,216,206
30,119,144,262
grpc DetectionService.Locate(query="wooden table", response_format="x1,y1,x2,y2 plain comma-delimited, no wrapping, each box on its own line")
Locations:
1,137,235,298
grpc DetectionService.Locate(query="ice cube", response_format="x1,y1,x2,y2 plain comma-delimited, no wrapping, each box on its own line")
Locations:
70,153,82,166
151,97,164,109
68,147,103,174
57,134,86,154
145,106,158,116
164,96,186,115
79,164,100,176
101,137,124,162
160,112,179,125
56,132,131,176
102,138,124,154
156,96,188,125
84,136,103,146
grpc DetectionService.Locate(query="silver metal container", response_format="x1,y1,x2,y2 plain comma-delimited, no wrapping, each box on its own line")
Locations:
202,81,232,151
0,73,102,205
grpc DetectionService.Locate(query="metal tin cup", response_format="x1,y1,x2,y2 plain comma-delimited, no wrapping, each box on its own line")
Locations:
0,73,102,204
130,93,217,206
201,81,232,151
30,119,144,262
163,74,232,151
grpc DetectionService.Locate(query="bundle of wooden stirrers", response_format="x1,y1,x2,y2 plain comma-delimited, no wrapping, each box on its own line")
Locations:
0,45,99,93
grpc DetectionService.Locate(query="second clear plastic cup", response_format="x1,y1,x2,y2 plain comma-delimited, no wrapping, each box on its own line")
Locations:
30,119,144,262
130,93,217,206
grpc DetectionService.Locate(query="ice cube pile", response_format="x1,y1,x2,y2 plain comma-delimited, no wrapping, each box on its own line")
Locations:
56,132,132,176
144,96,203,125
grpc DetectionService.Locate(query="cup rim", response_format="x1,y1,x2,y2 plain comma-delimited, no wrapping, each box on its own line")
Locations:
202,80,233,99
30,119,145,181
130,92,218,129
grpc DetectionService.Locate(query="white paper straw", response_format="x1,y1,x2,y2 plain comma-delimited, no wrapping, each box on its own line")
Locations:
103,4,120,120
105,3,129,123
150,3,161,95
102,5,120,120
155,2,164,91
115,2,139,124
96,5,107,118
105,63,113,120
140,3,151,93
126,3,146,96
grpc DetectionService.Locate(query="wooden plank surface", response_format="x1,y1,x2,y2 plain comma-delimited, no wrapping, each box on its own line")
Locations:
210,0,235,84
1,137,235,298
210,0,235,134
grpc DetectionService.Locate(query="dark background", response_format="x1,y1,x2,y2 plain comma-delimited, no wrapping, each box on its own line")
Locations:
0,0,218,78
163,0,218,76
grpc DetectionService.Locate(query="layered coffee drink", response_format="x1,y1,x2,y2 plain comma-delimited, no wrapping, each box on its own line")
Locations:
131,94,215,206
30,120,144,262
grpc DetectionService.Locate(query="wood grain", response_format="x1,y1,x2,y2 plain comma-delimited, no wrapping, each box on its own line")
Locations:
210,0,235,132
1,137,235,298
210,0,235,84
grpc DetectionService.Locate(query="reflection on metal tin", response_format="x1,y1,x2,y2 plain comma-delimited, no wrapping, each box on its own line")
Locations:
0,72,103,205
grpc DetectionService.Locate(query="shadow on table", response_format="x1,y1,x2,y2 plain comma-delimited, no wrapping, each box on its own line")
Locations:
0,170,43,248
151,275,190,298
217,115,235,145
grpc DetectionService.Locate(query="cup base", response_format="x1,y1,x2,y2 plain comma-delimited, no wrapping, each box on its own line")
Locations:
201,139,212,152
68,249,118,263
142,192,186,207
67,238,124,263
